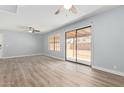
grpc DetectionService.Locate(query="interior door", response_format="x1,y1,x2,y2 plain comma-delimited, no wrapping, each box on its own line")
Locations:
76,27,91,65
65,30,76,62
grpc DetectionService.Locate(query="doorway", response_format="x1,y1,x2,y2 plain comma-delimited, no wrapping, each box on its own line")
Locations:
65,26,92,66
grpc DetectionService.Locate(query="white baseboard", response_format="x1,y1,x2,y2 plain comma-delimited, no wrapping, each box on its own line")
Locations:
0,53,43,59
43,54,64,61
92,65,124,77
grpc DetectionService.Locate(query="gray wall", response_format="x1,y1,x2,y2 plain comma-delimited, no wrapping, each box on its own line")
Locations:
43,6,124,73
0,30,43,58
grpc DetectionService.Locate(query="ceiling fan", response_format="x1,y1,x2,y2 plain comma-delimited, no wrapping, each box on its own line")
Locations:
19,26,40,33
27,27,40,33
54,5,78,15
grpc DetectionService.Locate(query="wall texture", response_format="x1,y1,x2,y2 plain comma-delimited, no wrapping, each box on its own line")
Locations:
43,6,124,74
0,30,43,58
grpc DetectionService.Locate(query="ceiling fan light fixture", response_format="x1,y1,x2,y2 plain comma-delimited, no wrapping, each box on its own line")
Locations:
64,5,72,10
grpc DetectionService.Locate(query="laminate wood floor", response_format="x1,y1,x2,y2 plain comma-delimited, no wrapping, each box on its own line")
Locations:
0,55,124,87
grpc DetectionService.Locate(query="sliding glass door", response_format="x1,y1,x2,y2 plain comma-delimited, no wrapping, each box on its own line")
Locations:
65,30,76,62
77,27,91,65
65,26,91,66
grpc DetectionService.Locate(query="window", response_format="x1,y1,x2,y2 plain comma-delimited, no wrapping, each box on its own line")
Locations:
48,34,60,51
48,35,54,51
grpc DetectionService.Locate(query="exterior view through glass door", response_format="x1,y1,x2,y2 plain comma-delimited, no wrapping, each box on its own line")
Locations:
65,26,91,66
65,30,76,62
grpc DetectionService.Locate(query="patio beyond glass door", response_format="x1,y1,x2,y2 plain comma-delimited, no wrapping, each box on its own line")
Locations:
77,27,91,65
66,30,76,62
65,26,91,66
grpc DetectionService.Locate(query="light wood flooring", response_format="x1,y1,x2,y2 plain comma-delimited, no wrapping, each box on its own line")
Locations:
0,55,124,87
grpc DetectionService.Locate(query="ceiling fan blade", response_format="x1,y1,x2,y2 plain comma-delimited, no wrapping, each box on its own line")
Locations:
54,6,64,15
34,30,40,32
24,29,31,32
69,5,78,14
18,25,29,29
23,27,33,32
55,9,60,15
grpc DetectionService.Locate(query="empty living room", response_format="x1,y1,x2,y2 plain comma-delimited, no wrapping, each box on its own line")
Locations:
0,1,124,91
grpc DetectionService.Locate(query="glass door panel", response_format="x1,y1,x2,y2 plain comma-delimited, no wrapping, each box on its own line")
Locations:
65,26,91,66
77,27,91,65
66,31,76,62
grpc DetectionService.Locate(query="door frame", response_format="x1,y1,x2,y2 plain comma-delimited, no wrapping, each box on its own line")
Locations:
65,26,92,66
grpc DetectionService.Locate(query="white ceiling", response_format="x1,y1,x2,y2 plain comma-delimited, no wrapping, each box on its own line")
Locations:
0,5,117,33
